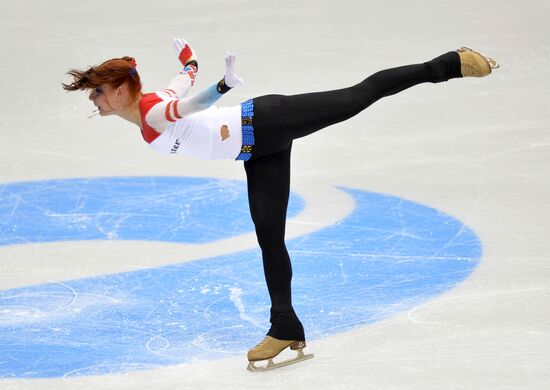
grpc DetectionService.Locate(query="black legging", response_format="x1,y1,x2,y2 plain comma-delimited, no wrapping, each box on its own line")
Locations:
244,51,462,341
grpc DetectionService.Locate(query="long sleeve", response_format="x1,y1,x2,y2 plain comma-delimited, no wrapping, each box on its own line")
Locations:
143,83,223,132
163,64,198,99
173,84,222,118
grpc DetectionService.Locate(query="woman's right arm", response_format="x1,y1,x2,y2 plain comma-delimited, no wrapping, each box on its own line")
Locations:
166,38,198,99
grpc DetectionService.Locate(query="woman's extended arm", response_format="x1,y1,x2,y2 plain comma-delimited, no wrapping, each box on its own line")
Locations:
174,52,244,116
165,38,198,98
144,53,243,131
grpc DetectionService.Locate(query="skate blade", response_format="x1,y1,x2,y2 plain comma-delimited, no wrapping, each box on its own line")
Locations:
458,46,500,69
247,350,314,372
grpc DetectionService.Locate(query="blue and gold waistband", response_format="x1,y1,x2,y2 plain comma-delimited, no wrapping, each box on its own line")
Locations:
236,99,254,161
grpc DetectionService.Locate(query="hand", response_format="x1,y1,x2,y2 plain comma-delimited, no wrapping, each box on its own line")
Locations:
172,38,197,67
224,52,244,88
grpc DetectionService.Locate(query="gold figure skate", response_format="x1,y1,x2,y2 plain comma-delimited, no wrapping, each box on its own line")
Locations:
457,47,500,77
247,336,314,372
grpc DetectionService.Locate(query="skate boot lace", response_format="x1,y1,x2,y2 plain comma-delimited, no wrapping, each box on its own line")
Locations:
253,337,271,349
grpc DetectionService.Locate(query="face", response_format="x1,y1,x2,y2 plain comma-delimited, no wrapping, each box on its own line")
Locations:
88,84,126,116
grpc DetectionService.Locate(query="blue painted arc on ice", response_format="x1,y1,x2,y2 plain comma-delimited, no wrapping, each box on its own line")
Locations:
0,176,302,246
0,177,482,378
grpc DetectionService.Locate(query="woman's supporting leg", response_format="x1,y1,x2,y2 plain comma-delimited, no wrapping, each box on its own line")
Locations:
243,51,462,342
251,51,462,158
244,143,305,341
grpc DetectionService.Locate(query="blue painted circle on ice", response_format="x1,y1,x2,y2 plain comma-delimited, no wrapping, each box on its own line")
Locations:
0,176,303,245
0,177,481,378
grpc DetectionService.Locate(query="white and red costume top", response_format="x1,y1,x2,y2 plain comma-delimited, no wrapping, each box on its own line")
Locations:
139,70,242,160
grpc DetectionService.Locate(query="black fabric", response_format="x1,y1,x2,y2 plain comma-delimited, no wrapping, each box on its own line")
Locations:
243,145,304,340
216,78,232,94
243,51,461,341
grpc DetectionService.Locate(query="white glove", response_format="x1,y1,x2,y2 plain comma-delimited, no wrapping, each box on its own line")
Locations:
172,38,196,67
224,52,244,88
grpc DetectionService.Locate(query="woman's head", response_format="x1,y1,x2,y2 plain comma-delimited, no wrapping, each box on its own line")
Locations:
62,57,142,116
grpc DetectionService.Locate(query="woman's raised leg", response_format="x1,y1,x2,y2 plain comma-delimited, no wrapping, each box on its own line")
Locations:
251,51,464,157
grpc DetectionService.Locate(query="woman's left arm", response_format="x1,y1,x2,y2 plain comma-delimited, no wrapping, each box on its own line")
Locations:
175,52,244,117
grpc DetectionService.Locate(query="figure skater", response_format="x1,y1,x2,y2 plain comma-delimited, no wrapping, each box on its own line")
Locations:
62,38,498,371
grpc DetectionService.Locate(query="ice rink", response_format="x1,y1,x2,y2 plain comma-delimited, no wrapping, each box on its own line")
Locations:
1,0,549,389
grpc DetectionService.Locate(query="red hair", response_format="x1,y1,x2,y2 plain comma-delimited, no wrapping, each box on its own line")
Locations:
62,56,142,100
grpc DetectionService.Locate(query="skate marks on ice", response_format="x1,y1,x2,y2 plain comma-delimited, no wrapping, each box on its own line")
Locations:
0,177,481,378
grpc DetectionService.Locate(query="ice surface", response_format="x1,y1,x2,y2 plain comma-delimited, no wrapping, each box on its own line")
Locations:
1,0,549,389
